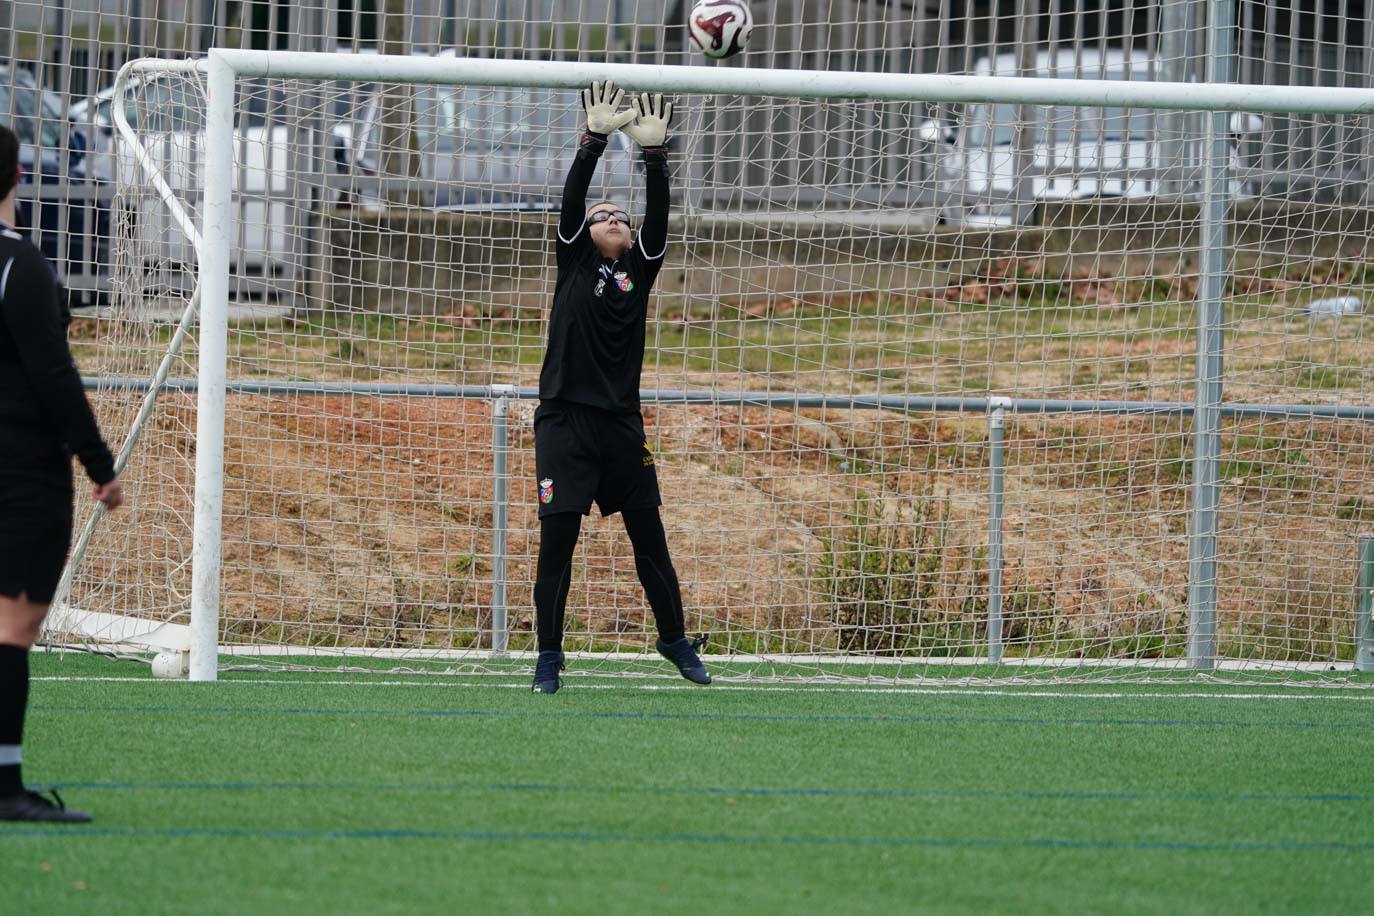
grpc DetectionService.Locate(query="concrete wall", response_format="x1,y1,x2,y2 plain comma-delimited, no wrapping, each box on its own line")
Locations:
313,200,1374,316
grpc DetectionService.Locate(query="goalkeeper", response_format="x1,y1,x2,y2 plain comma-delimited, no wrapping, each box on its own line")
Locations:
529,80,709,694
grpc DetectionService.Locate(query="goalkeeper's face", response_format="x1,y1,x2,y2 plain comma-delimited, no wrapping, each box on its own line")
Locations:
587,202,633,258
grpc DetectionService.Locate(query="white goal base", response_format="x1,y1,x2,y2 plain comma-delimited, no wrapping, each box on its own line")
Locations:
43,606,192,655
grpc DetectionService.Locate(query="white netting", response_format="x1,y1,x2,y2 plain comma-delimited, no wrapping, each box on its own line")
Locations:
50,56,1374,683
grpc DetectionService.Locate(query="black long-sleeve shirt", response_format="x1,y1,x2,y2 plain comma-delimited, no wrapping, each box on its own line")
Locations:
0,222,115,486
537,132,670,413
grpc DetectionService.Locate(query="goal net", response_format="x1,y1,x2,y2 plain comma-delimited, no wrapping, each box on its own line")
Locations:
47,50,1374,684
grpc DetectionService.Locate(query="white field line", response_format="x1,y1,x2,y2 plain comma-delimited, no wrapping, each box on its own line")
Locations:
212,648,1352,672
28,675,1374,701
42,643,1361,674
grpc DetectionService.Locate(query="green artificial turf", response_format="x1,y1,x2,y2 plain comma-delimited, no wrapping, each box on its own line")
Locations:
3,652,1373,915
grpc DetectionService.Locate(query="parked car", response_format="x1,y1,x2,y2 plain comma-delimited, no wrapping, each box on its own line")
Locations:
70,72,309,284
917,49,1259,226
1,62,109,305
345,48,638,211
68,48,637,292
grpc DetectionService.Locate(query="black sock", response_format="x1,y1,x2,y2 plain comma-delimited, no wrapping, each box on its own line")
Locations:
535,513,582,654
623,508,686,645
0,643,29,796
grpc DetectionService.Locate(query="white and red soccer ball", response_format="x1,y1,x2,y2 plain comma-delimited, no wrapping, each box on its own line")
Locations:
689,0,753,60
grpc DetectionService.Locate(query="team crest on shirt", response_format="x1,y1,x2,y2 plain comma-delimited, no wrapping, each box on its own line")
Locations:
539,478,554,504
614,271,633,293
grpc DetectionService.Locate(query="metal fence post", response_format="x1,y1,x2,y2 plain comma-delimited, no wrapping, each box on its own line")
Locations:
987,397,1010,664
1357,536,1374,672
1010,0,1039,227
489,384,516,654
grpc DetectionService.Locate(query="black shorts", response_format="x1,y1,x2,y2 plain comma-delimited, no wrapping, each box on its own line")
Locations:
0,425,76,603
533,399,662,518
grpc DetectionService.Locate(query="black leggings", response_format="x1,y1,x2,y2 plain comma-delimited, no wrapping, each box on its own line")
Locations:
534,508,686,653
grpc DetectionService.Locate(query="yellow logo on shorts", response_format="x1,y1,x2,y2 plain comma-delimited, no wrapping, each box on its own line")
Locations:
642,442,655,467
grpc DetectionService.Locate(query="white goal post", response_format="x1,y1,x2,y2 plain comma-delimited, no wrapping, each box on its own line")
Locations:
52,47,1374,684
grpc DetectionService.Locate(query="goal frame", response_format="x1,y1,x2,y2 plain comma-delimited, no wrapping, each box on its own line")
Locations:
110,48,1374,681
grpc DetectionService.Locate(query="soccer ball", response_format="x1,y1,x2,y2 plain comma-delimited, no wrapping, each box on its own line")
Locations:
151,651,187,679
688,0,753,60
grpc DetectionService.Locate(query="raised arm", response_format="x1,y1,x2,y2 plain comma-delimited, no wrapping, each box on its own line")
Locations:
622,93,673,260
638,144,670,260
557,132,606,245
0,249,115,485
559,81,636,246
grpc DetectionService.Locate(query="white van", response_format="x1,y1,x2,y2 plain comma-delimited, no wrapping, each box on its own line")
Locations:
69,73,336,284
919,49,1257,226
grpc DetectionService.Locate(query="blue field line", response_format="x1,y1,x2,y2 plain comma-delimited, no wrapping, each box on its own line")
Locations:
2,824,1373,853
30,703,1374,731
44,779,1374,805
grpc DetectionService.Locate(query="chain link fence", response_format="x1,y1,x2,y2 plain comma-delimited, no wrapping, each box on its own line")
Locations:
3,1,1373,301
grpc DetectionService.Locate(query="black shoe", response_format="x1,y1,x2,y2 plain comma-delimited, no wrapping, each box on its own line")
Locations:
657,635,712,685
0,789,92,823
532,650,563,694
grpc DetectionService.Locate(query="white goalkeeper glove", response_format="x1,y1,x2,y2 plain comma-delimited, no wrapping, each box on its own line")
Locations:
622,92,674,149
581,80,636,136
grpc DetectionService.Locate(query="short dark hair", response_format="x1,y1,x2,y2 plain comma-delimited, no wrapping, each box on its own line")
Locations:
0,125,18,201
586,200,621,216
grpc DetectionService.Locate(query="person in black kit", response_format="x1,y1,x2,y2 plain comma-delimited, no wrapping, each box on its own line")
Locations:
531,81,709,694
0,124,124,822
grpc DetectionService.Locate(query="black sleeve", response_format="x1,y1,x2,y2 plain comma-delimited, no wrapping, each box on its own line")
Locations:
556,131,609,260
0,249,116,485
632,146,671,282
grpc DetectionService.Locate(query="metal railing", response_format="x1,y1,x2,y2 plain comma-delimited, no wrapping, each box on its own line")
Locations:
82,375,1374,668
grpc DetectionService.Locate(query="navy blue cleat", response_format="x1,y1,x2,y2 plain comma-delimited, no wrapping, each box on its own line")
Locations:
657,635,711,685
532,650,564,694
0,789,92,823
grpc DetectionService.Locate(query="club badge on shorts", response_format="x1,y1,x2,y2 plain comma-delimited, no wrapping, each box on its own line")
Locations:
614,271,633,293
539,478,554,504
